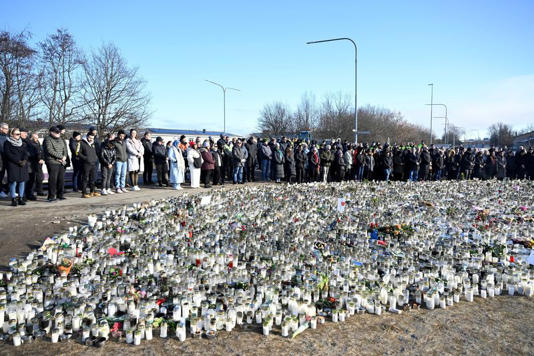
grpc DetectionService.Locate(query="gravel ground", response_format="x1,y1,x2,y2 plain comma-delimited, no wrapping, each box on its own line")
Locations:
0,182,533,355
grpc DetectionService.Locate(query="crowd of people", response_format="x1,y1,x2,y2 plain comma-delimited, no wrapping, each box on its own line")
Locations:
1,122,533,207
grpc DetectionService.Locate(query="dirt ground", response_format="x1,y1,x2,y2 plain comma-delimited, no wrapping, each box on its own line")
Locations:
0,183,533,355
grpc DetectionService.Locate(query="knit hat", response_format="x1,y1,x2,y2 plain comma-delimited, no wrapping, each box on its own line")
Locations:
49,126,60,134
156,136,164,142
73,131,81,138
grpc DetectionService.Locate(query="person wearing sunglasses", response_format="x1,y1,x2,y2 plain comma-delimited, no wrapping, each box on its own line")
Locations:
3,128,29,206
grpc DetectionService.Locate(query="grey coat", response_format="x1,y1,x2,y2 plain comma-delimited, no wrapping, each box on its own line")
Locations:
232,146,249,167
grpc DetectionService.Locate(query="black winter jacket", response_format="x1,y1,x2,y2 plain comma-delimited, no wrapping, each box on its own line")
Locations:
101,143,117,166
3,139,29,183
153,142,167,165
78,139,99,165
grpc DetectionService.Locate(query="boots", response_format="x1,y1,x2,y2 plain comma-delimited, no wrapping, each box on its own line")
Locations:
18,197,26,205
11,198,18,207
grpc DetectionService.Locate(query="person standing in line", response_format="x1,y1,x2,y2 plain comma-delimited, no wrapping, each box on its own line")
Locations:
285,145,296,184
113,130,129,193
419,146,431,181
244,136,257,182
381,147,393,182
168,140,185,190
152,137,167,187
3,128,29,206
43,126,69,202
496,150,507,180
320,144,333,183
272,143,285,183
126,129,144,191
200,141,214,188
232,139,248,184
260,139,272,181
100,136,116,195
308,145,320,182
78,132,100,198
211,144,223,185
0,122,9,198
24,132,44,200
344,144,354,181
295,144,306,184
141,131,154,185
69,131,82,192
187,142,202,188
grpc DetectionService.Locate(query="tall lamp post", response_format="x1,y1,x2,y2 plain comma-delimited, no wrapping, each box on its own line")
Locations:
428,83,434,145
205,80,240,134
426,103,448,144
307,37,358,144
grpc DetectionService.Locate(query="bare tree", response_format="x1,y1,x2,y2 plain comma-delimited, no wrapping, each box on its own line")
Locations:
292,92,318,132
258,102,293,136
441,124,463,145
39,29,84,125
315,93,353,140
0,31,37,126
81,43,151,136
489,122,515,147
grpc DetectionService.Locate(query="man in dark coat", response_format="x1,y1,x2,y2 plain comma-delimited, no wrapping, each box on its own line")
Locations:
392,147,404,181
211,145,223,186
406,147,420,181
432,149,445,180
460,148,475,180
295,144,306,184
153,137,168,187
141,131,154,185
3,128,29,206
381,148,393,181
334,146,345,182
78,132,100,198
473,151,486,180
515,146,528,179
419,146,431,181
244,137,258,182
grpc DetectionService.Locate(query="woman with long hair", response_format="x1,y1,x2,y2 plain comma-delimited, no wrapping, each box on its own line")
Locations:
126,129,144,191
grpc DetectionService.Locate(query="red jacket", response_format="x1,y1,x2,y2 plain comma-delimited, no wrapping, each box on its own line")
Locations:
201,149,214,170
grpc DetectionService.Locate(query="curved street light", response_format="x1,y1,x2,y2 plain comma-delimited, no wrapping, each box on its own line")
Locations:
306,38,358,144
205,80,240,134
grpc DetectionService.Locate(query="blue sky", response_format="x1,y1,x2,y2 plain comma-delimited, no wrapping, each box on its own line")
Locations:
2,0,533,138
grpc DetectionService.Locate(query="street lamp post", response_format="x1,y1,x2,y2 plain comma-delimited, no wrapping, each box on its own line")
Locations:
205,80,240,134
426,103,448,144
428,83,433,145
306,38,358,144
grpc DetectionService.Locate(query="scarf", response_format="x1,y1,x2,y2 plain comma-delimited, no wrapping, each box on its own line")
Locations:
7,136,23,147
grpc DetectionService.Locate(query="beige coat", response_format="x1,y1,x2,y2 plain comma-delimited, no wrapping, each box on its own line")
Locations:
126,137,145,172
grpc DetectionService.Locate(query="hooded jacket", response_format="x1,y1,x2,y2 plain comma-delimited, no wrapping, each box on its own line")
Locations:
78,137,99,165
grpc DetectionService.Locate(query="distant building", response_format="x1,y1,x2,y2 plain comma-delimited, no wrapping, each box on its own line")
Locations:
463,137,490,149
513,131,534,148
146,128,240,144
